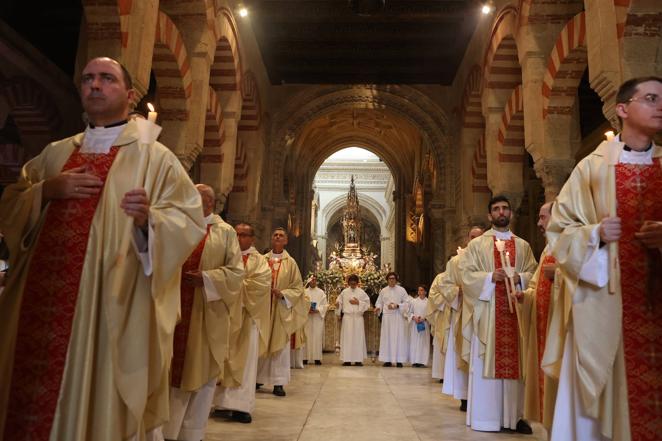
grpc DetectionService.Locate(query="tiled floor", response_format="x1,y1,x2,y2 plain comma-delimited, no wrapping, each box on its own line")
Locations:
206,353,547,440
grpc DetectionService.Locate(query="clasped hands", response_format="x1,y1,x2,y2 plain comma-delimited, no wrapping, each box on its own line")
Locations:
272,288,284,299
349,297,359,305
600,216,662,248
43,166,149,228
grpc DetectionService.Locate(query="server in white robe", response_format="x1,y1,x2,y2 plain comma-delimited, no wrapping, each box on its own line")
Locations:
336,274,370,365
408,285,430,367
303,276,328,364
375,272,409,367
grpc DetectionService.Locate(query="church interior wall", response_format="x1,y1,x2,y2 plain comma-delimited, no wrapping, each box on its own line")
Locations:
1,0,661,287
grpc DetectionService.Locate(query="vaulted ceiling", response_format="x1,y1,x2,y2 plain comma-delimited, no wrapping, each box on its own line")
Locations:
244,0,481,84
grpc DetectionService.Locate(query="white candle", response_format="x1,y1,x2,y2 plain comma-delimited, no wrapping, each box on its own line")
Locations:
147,103,157,123
604,130,615,141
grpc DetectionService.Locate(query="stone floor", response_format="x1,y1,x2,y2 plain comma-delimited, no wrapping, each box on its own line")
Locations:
206,353,548,441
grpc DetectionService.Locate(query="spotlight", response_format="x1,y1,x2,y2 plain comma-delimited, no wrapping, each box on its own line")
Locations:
481,2,494,15
239,7,248,17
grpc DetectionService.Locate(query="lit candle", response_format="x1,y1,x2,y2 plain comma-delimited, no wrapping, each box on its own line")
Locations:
147,103,157,123
604,130,615,141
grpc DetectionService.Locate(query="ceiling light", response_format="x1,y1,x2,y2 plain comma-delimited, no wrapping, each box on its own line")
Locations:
239,8,248,17
481,2,494,15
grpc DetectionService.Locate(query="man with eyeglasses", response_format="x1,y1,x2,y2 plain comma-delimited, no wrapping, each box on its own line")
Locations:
546,77,662,441
214,222,271,424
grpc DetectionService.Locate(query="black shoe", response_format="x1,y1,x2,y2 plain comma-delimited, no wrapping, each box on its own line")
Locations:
211,409,233,419
515,419,533,434
273,385,286,396
354,362,363,366
303,360,308,365
256,383,263,390
231,411,252,424
383,362,392,367
343,361,351,366
396,363,403,368
460,400,467,412
314,360,322,365
439,378,443,384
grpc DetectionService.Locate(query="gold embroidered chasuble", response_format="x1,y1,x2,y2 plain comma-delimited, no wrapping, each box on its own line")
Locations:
264,250,307,355
178,215,243,392
0,120,206,440
222,249,271,388
546,141,662,441
458,229,537,384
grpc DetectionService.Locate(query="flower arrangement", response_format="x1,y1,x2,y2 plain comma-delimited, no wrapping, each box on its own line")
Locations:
360,270,387,294
308,269,345,292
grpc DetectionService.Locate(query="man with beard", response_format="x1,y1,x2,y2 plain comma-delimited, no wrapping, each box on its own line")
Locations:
459,195,537,434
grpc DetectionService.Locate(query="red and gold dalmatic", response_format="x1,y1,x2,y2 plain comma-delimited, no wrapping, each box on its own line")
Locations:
493,238,520,379
615,159,662,441
171,225,211,389
4,147,119,440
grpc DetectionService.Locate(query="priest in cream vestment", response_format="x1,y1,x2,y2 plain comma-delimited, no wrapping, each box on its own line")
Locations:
434,226,484,412
547,77,662,441
162,185,243,440
256,228,307,397
214,222,271,424
0,58,206,441
459,195,537,434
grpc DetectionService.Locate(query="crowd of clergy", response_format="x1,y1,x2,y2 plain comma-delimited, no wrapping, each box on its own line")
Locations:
0,55,660,441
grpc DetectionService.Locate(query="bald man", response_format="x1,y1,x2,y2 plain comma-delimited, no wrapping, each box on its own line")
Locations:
519,202,561,429
163,184,244,441
0,57,206,441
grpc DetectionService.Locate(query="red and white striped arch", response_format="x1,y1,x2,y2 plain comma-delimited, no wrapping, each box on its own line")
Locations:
472,135,489,193
152,11,192,120
199,86,225,164
238,71,261,131
497,85,525,164
3,77,62,137
119,0,131,48
461,65,484,130
232,139,248,193
210,8,242,92
483,7,521,95
542,12,587,119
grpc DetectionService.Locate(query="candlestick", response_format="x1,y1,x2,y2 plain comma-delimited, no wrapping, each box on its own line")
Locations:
147,103,157,123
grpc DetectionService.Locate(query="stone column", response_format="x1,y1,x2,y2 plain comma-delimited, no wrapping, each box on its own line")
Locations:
585,0,623,127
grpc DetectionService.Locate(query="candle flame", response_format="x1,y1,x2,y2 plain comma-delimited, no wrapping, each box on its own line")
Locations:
604,130,615,141
147,102,155,112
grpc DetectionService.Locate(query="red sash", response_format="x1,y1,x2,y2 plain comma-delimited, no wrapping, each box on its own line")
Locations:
493,237,520,379
170,224,211,388
4,147,120,440
616,160,662,441
536,253,556,416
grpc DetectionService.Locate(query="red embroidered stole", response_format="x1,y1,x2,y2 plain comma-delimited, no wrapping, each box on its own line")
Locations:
268,257,281,314
616,160,662,441
493,237,520,379
4,147,120,441
536,253,556,415
170,224,211,388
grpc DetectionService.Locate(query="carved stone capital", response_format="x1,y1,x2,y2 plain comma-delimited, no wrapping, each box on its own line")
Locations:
534,158,575,200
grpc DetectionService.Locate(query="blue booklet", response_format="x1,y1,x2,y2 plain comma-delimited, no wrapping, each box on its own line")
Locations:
416,321,426,332
311,302,317,310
